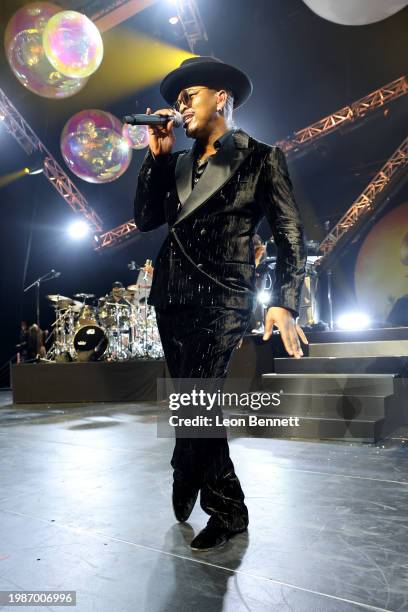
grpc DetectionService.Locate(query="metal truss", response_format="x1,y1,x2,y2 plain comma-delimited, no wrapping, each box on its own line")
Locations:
97,75,407,250
95,219,138,250
0,89,38,155
0,87,103,232
43,157,103,231
275,75,408,154
319,135,408,258
70,0,153,21
90,0,157,32
77,0,206,43
89,0,144,21
174,0,209,53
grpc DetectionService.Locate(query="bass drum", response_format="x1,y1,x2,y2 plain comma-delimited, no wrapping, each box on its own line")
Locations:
73,324,108,362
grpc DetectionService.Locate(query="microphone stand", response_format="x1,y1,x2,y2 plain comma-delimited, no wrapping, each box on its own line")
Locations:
24,270,59,327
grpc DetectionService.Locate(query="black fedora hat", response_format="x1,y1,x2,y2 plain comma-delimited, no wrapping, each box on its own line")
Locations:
160,56,253,109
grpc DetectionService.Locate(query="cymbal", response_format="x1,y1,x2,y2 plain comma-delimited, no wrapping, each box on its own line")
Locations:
47,294,72,303
74,293,95,299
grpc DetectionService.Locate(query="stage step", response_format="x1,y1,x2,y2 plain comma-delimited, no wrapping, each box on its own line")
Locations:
274,356,408,375
253,392,388,420
227,411,395,443
305,326,408,344
309,340,408,358
253,372,406,442
261,373,395,396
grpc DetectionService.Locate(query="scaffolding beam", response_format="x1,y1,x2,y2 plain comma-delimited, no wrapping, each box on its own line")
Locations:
318,136,408,259
91,0,157,33
95,219,139,250
275,75,408,154
0,88,103,232
174,0,209,53
96,76,407,250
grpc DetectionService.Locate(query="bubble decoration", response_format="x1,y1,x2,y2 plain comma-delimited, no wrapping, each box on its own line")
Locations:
60,110,132,184
4,2,87,99
4,2,58,50
302,0,408,26
122,123,149,150
43,11,104,79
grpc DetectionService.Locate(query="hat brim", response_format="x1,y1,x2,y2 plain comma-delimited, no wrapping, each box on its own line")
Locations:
160,60,252,109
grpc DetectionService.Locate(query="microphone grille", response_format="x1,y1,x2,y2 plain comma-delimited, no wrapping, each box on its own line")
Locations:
172,111,183,128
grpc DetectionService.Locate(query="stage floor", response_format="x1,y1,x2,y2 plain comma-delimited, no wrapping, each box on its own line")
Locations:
0,390,407,611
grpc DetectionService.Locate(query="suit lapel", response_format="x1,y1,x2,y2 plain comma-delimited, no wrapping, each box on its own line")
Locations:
175,145,194,207
173,129,253,226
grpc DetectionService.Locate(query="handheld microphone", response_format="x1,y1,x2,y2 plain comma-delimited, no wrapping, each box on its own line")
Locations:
122,112,183,128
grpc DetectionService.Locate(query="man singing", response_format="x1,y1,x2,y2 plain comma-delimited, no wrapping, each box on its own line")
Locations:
134,56,307,551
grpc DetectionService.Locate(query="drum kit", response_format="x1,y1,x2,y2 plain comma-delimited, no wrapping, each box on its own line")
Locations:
46,282,163,362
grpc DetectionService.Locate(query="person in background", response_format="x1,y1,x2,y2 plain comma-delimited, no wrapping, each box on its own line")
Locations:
16,320,29,362
109,281,131,306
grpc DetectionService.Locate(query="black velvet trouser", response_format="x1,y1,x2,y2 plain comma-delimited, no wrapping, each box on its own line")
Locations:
155,304,251,532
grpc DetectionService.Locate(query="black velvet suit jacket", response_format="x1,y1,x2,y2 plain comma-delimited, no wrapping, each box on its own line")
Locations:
134,128,307,316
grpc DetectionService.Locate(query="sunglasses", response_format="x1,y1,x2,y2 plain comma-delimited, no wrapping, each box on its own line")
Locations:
173,87,210,112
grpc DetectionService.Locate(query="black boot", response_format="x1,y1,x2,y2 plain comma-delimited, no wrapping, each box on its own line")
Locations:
172,469,200,523
190,522,247,551
200,461,249,534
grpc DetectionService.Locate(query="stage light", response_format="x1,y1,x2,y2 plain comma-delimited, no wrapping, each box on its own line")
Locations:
337,312,371,330
169,16,179,25
257,290,271,306
28,166,44,175
68,219,90,239
0,167,30,187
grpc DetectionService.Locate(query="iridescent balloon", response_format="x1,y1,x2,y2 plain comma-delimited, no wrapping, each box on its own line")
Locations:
122,124,149,150
5,2,88,99
43,11,103,79
61,110,132,184
4,2,58,50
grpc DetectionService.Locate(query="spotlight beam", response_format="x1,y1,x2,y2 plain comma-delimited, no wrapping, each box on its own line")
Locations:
0,168,29,188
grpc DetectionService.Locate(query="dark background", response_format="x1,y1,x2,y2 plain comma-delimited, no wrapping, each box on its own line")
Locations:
1,0,407,378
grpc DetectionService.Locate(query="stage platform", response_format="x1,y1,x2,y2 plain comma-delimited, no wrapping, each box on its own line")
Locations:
11,359,166,404
0,389,407,611
10,334,279,405
11,327,408,443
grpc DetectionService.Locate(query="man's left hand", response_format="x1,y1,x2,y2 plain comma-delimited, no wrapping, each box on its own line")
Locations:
263,306,308,358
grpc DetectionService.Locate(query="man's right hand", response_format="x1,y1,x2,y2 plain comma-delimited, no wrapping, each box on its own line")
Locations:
146,107,176,157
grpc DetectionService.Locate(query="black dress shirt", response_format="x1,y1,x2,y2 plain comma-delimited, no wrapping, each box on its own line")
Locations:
192,129,235,190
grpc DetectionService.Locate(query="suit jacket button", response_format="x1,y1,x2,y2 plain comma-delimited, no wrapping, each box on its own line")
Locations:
200,229,206,235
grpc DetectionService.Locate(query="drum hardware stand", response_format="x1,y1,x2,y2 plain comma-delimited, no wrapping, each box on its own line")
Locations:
24,269,60,326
